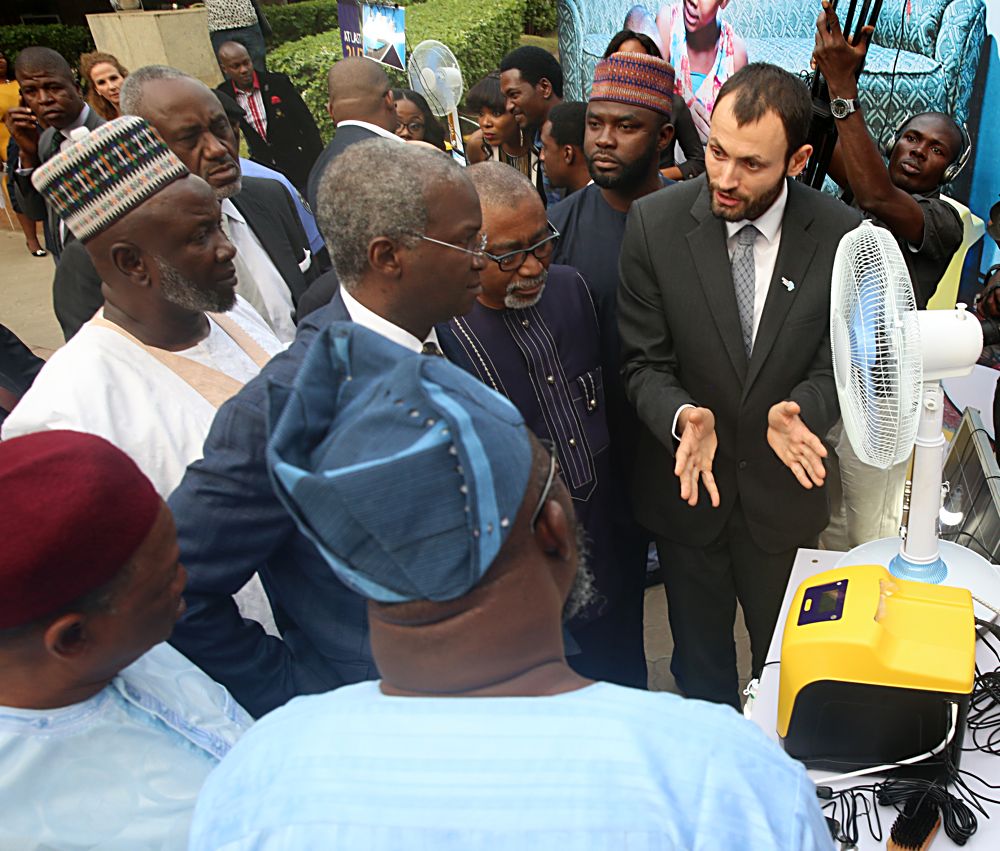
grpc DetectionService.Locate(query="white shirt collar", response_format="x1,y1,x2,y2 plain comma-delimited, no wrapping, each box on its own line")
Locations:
725,178,788,244
60,104,91,139
220,198,244,223
335,120,402,141
339,287,439,353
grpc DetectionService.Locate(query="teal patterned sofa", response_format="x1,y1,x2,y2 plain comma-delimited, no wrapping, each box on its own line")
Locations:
557,0,986,142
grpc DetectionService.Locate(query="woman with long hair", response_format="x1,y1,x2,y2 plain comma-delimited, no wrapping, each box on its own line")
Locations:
463,71,534,177
391,89,447,151
79,52,128,121
0,51,45,257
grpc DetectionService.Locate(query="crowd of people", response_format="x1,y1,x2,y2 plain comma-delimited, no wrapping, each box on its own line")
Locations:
0,0,986,846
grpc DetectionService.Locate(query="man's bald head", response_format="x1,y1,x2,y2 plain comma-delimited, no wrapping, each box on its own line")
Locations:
14,46,73,82
216,41,255,91
217,41,251,64
326,57,396,130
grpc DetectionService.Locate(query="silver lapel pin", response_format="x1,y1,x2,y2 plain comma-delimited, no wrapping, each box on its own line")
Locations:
781,277,795,292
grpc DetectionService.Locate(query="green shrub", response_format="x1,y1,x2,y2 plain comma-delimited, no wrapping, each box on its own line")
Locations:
265,0,339,48
0,25,95,68
524,0,557,34
270,0,526,141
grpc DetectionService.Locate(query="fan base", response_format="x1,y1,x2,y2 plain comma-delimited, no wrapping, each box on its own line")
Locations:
889,553,948,584
834,538,1000,619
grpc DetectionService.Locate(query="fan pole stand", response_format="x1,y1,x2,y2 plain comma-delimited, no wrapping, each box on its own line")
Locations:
890,381,948,584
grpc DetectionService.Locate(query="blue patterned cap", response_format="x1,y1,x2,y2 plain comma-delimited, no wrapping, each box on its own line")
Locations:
266,322,533,603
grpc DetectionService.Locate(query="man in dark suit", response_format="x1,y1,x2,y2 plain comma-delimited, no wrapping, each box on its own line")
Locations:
4,47,105,260
214,41,322,193
305,56,400,213
296,57,404,314
120,66,317,343
618,63,862,709
168,139,487,717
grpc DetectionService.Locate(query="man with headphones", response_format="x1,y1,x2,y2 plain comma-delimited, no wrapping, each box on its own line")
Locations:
812,2,965,310
811,1,967,550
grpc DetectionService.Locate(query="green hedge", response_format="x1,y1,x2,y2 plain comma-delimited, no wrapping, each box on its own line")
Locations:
524,0,557,34
265,0,339,48
0,25,95,68
270,0,526,141
266,0,431,48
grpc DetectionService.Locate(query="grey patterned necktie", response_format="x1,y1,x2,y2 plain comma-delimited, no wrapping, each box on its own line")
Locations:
421,340,444,357
732,224,758,356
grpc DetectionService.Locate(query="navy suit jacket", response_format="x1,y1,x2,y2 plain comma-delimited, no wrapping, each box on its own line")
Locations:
306,123,381,213
168,290,380,717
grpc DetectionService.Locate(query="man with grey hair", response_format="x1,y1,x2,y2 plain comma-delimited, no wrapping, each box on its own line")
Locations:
120,65,317,344
168,138,487,717
436,163,641,686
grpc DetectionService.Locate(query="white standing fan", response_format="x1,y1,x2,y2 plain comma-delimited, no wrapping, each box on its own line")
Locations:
407,40,466,163
830,222,1000,612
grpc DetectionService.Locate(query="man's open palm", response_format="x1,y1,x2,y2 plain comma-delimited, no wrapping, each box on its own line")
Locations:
767,401,828,489
675,407,721,507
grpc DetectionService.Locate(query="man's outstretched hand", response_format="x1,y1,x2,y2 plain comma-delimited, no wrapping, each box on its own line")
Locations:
767,401,828,489
675,406,720,508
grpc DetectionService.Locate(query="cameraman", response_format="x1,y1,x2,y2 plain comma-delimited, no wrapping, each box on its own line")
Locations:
811,1,967,549
812,1,964,311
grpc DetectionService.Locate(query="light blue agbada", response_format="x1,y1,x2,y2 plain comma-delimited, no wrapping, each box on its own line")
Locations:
0,642,251,850
190,680,833,851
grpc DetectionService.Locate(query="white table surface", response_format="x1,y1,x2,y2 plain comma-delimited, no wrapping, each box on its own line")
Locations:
748,548,1000,849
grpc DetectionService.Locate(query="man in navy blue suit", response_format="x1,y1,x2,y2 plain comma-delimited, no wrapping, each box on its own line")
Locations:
305,56,401,214
168,138,486,717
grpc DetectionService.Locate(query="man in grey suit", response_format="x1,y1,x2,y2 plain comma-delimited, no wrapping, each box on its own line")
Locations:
618,64,862,709
4,47,105,260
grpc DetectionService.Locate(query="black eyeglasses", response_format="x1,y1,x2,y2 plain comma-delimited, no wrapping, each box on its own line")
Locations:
530,438,561,529
484,223,561,272
396,120,425,135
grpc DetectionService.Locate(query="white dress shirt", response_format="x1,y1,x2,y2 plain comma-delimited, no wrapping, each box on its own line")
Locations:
221,199,297,344
340,287,440,353
335,119,404,141
672,180,789,439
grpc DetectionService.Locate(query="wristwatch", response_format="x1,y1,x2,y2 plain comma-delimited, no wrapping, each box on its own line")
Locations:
830,97,860,120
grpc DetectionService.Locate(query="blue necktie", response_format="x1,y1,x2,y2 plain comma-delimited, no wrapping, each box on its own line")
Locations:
732,224,758,356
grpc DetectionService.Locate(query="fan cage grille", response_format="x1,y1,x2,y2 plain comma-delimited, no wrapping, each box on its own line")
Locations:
831,223,922,469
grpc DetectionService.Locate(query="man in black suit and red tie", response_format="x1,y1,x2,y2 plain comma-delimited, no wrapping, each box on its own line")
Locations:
215,41,323,194
618,63,862,710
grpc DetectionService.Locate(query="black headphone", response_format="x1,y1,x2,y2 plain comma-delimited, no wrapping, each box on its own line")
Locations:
882,113,972,185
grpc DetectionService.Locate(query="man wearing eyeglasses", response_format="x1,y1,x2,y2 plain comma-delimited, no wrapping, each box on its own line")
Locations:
437,162,634,685
168,139,487,717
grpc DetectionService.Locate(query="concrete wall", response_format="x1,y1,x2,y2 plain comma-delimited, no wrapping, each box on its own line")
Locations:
86,9,222,88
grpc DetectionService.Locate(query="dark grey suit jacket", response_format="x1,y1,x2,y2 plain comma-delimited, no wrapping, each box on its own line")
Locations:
618,177,862,553
51,175,316,341
13,107,105,257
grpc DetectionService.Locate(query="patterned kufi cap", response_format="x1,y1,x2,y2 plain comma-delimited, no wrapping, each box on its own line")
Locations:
31,115,189,243
590,52,675,118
